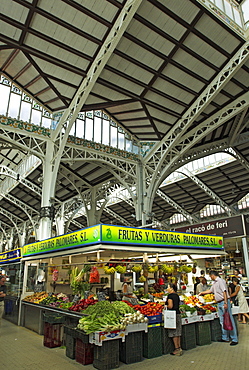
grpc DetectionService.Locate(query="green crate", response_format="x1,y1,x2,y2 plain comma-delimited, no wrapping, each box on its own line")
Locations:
181,323,196,350
161,327,175,354
65,333,75,359
120,331,143,364
195,321,211,346
143,326,162,359
210,319,222,342
93,340,120,370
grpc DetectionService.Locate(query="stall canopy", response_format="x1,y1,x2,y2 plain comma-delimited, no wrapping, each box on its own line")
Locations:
22,224,225,260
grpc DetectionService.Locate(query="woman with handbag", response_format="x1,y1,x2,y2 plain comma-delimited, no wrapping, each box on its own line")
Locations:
165,283,182,356
230,277,249,324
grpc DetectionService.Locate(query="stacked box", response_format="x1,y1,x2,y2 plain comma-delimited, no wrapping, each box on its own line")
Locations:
181,323,196,350
210,319,222,342
195,321,211,346
65,331,75,359
75,338,94,365
43,322,62,348
143,325,162,359
120,331,143,364
161,327,175,354
93,339,120,370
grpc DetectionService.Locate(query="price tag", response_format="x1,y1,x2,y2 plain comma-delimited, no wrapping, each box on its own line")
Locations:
149,294,154,302
97,292,106,301
73,294,80,303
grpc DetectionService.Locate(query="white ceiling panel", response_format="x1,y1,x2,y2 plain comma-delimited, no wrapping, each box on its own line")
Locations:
194,13,243,53
116,38,164,71
152,78,194,105
162,64,205,93
172,49,216,80
158,0,200,24
137,1,187,40
183,33,227,67
144,91,185,116
31,14,98,57
100,70,144,96
107,54,153,84
127,19,175,56
1,0,29,23
1,23,22,41
74,0,119,22
91,83,129,101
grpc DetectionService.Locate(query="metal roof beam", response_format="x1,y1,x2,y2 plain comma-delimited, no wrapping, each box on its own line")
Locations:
156,189,199,223
51,0,143,143
144,41,249,167
104,207,133,227
177,168,238,217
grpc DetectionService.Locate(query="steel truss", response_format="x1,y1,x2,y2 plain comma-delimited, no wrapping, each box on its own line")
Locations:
145,41,249,171
168,132,249,170
61,146,138,179
0,125,48,158
177,168,237,217
156,189,199,223
144,92,249,209
104,207,133,227
49,0,143,199
0,165,42,196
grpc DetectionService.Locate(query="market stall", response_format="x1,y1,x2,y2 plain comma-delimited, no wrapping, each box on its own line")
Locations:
20,224,227,368
0,248,23,325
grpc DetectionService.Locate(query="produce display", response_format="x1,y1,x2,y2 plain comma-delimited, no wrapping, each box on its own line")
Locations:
180,294,217,317
126,301,164,316
23,292,48,303
69,297,96,312
70,266,91,297
77,301,137,334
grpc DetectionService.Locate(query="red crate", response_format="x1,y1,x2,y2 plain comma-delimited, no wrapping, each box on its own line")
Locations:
75,338,94,365
43,322,62,348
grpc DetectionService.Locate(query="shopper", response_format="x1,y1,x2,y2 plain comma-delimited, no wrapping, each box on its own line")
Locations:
199,270,238,345
165,283,182,356
196,277,208,294
0,275,7,326
233,268,242,280
230,277,249,324
193,277,200,295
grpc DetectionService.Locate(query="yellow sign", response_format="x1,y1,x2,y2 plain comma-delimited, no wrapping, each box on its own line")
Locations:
101,225,224,249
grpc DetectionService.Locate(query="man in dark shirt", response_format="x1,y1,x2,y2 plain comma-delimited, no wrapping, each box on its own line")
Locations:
0,275,7,326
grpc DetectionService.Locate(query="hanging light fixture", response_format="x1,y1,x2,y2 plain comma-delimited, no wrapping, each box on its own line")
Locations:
235,240,240,254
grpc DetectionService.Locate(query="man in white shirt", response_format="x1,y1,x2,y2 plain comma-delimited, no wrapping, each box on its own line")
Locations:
199,270,238,346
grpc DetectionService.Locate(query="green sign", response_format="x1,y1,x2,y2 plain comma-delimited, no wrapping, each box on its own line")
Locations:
23,225,101,256
101,225,224,250
23,224,224,257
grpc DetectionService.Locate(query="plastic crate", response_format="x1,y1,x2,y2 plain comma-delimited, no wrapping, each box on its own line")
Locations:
161,327,175,355
43,313,65,325
75,338,94,365
146,313,162,324
65,333,75,359
143,326,162,358
93,339,120,370
210,319,222,342
195,321,211,346
43,322,62,348
120,331,143,364
181,323,196,350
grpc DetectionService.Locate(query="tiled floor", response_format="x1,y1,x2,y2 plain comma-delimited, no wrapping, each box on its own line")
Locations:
0,319,248,370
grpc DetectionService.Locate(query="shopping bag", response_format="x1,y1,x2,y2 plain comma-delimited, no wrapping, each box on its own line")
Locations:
164,310,176,329
223,310,233,331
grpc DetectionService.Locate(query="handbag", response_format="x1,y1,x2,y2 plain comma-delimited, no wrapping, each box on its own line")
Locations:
223,309,233,331
164,309,176,329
